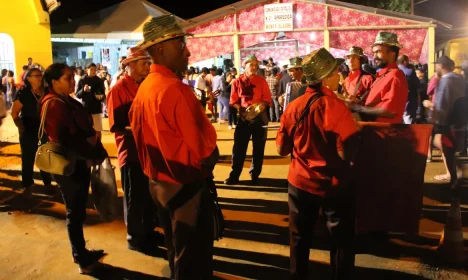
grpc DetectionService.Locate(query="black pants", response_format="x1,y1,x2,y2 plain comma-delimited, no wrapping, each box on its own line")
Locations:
53,160,91,266
230,120,267,179
19,130,52,187
288,183,355,280
121,163,156,246
228,106,238,126
149,180,214,280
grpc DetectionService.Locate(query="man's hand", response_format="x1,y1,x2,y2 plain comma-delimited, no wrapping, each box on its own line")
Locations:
84,85,91,92
95,94,104,101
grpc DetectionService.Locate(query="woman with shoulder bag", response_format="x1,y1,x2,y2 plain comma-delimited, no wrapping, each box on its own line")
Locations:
10,68,53,196
40,63,108,274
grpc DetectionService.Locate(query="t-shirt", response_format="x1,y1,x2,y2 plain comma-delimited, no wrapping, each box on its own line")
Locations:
76,75,106,114
14,87,41,130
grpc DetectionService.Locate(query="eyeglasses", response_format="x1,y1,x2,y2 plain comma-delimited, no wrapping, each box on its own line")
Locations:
164,37,187,51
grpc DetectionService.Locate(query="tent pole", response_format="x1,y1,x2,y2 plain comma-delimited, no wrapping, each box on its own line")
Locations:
428,26,435,78
233,13,241,71
324,5,330,50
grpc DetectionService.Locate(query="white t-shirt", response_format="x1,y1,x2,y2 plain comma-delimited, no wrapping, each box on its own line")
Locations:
194,75,207,97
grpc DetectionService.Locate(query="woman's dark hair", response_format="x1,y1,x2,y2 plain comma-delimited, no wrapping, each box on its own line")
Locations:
42,63,70,92
7,70,14,77
216,68,223,76
22,68,42,89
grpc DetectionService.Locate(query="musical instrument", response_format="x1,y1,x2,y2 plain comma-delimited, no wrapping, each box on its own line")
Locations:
244,102,267,121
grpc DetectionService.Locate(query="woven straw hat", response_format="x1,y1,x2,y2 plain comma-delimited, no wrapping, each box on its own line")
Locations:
287,57,303,70
372,32,402,48
301,48,344,85
242,54,259,67
136,14,192,50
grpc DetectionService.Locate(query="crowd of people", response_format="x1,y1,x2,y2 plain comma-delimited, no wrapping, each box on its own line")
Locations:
1,12,468,280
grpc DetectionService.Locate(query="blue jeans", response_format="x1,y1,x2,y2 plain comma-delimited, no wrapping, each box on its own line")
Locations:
270,98,281,122
218,97,230,121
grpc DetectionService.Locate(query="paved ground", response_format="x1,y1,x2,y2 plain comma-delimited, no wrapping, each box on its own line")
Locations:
0,114,468,280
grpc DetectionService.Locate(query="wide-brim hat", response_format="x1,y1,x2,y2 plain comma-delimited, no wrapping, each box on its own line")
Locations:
242,54,259,67
287,57,303,70
372,32,402,48
136,14,193,50
301,48,344,85
345,46,365,58
121,47,149,65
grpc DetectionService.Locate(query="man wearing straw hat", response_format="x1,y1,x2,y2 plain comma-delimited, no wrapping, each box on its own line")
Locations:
129,15,218,279
276,48,358,279
343,46,374,103
349,32,408,123
107,47,159,254
283,57,306,110
224,54,272,185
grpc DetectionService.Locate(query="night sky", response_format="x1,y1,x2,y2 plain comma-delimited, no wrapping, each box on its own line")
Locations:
51,0,468,30
50,0,238,24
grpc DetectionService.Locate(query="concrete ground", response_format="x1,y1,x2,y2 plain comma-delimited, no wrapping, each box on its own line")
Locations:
0,114,468,280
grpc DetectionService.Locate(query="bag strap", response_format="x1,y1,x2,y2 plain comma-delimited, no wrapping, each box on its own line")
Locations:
38,97,66,145
290,92,324,138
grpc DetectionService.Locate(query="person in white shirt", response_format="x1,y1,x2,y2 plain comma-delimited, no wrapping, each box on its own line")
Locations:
194,67,209,106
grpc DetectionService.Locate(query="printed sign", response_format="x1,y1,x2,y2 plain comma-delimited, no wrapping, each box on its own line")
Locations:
264,3,293,32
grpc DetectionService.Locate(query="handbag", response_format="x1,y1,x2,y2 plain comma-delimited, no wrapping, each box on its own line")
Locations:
35,98,76,176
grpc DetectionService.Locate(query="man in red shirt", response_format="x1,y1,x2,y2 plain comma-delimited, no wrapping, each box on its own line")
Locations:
224,55,272,185
107,47,157,253
129,15,218,279
276,48,358,279
348,32,408,123
343,46,373,103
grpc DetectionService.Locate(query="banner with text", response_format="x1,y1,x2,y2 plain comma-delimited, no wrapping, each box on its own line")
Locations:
264,3,293,32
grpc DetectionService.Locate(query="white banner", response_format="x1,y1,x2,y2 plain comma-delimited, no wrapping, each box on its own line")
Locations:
264,3,293,32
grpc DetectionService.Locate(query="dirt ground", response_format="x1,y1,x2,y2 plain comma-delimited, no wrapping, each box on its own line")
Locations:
1,115,468,280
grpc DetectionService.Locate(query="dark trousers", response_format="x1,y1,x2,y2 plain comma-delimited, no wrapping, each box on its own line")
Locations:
149,180,214,280
228,106,238,126
120,163,156,245
230,120,267,179
288,183,355,280
53,160,91,265
19,130,52,187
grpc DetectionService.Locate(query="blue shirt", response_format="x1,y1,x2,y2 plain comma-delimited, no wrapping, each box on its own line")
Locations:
212,75,223,93
433,72,466,125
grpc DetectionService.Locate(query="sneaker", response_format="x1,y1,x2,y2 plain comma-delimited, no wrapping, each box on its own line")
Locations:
228,125,232,130
224,177,239,185
73,249,105,264
21,186,34,199
251,176,259,186
78,261,99,275
42,184,57,196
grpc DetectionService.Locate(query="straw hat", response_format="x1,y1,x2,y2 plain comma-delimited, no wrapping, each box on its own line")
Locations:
345,46,365,58
121,47,149,65
372,32,402,48
287,57,303,70
136,14,192,50
242,54,259,67
301,48,344,85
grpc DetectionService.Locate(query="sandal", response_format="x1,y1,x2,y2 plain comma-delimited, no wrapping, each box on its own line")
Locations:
434,174,450,181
